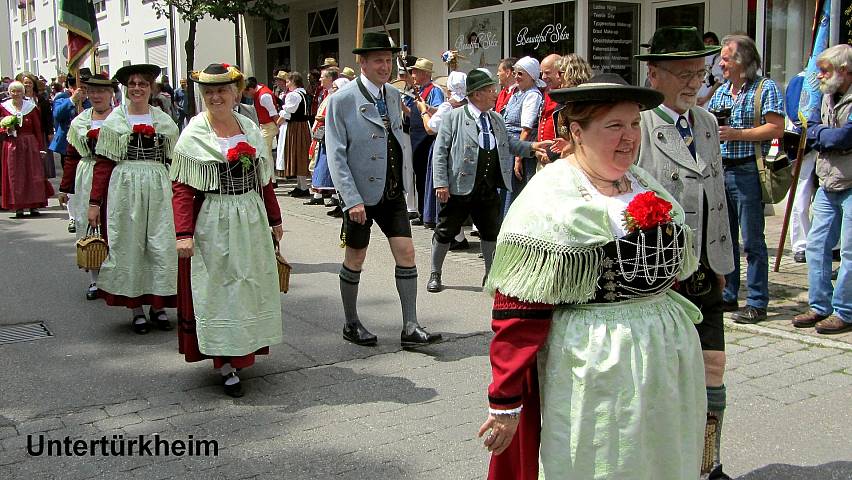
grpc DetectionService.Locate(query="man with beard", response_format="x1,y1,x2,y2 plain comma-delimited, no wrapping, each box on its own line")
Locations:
636,26,735,480
792,44,852,334
707,34,784,324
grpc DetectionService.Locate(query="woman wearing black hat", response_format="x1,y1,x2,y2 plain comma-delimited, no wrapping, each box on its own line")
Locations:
170,63,283,397
59,70,116,300
87,64,180,334
480,73,705,479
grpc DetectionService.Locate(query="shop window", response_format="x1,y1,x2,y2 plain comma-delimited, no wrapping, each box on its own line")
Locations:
449,12,503,72
267,17,291,45
48,26,55,57
98,47,109,75
309,39,340,71
655,3,704,32
365,0,400,28
509,2,575,59
588,1,640,84
267,17,291,83
93,0,106,15
765,0,818,85
448,0,502,12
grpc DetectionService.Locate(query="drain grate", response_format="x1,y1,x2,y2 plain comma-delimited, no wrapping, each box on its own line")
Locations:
0,322,53,345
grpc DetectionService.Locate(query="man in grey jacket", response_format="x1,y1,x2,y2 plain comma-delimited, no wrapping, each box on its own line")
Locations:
326,33,441,348
636,26,735,480
428,69,549,292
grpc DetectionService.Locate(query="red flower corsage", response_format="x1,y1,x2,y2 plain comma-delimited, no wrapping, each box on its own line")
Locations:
226,141,256,170
86,128,100,139
623,191,673,233
132,124,156,137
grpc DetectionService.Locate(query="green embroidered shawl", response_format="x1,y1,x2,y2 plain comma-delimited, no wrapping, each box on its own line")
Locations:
95,105,179,162
67,108,94,158
170,111,273,191
485,160,698,304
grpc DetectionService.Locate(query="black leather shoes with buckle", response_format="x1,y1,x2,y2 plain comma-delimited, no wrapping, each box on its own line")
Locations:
343,323,378,346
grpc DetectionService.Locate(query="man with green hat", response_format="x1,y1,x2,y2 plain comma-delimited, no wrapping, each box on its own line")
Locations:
427,69,550,292
635,26,734,480
326,32,442,347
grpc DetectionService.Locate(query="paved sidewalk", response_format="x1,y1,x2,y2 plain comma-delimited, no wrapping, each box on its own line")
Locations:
0,184,850,479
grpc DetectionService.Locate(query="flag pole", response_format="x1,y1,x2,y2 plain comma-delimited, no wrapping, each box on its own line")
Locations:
774,114,809,272
355,0,365,63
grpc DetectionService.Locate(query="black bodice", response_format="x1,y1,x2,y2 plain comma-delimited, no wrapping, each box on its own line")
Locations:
589,223,686,303
126,133,168,165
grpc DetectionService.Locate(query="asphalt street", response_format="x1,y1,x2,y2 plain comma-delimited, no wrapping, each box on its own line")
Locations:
0,181,851,479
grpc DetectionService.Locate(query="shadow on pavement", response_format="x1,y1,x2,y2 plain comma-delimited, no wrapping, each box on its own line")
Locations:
737,462,852,479
408,332,490,363
288,262,341,274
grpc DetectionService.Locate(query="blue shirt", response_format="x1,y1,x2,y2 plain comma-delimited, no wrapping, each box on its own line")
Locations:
707,76,784,159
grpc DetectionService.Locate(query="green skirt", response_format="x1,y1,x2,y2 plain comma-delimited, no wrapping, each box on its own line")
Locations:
539,290,706,479
72,158,94,242
98,161,177,298
191,192,283,357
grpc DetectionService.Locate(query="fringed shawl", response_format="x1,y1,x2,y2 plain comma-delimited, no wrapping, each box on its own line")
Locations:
67,108,95,158
485,161,698,304
95,105,179,162
169,111,273,191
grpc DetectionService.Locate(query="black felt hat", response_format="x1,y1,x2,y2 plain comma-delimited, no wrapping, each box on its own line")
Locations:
113,64,162,86
548,72,664,111
352,32,402,54
635,26,721,61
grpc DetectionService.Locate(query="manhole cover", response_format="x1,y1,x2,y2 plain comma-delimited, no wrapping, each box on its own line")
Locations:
0,322,52,345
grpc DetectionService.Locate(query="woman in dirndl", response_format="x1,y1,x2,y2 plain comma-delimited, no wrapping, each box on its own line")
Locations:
1,81,52,217
87,64,180,334
480,73,705,480
171,63,283,398
59,70,115,300
279,71,312,197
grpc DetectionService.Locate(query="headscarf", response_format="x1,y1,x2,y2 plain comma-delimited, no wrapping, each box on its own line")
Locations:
514,56,547,88
447,71,467,102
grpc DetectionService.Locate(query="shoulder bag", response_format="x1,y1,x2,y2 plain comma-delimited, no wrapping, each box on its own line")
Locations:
753,79,794,204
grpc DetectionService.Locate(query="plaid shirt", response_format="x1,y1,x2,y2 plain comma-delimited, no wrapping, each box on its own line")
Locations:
707,76,784,159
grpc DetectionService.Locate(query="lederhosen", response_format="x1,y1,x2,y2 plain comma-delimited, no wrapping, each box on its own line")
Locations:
340,79,411,249
435,108,505,244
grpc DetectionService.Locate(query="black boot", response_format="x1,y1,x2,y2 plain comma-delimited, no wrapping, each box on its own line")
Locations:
426,272,442,293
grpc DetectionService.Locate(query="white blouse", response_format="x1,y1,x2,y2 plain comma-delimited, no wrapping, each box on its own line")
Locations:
216,133,249,158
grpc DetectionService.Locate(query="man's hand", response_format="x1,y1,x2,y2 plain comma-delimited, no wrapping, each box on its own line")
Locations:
347,204,367,224
530,140,553,154
513,157,523,180
87,205,100,227
718,126,741,142
177,238,194,258
478,413,520,455
435,187,449,203
716,274,726,292
272,224,284,243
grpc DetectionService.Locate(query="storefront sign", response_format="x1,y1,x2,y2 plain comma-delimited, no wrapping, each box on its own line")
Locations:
588,1,639,84
448,13,504,74
842,0,852,45
515,23,571,49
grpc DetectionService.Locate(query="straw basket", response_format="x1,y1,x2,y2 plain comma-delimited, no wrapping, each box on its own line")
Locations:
273,236,291,293
76,226,108,270
701,413,719,474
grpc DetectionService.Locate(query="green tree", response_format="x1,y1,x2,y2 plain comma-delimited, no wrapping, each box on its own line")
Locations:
151,0,279,116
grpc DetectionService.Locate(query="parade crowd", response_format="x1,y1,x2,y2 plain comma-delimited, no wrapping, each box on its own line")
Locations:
0,25,849,480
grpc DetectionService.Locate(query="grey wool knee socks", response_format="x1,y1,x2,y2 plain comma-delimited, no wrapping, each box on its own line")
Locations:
339,265,361,326
395,265,419,334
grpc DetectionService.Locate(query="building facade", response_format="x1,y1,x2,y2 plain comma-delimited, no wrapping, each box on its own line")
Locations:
242,0,839,93
5,0,236,84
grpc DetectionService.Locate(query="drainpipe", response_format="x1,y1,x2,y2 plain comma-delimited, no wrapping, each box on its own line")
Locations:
169,4,178,79
235,15,243,68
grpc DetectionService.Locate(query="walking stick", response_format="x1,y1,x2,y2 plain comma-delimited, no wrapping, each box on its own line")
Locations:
773,112,809,272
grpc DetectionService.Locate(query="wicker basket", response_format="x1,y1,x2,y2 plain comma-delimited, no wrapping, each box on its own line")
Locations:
76,226,108,270
701,413,719,474
273,237,291,293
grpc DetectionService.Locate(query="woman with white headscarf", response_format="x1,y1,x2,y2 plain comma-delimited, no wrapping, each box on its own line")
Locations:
419,71,468,247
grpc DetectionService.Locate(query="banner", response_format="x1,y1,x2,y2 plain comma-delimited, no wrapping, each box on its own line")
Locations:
58,0,100,70
797,0,831,121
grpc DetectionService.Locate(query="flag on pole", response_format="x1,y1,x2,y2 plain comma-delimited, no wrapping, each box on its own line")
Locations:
797,0,831,121
58,0,99,71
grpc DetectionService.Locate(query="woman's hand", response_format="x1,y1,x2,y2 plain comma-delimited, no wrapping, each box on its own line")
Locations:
57,192,69,206
177,238,194,258
87,205,100,227
272,224,284,243
478,413,520,455
513,157,524,181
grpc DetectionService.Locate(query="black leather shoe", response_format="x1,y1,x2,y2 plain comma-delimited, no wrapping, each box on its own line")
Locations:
449,238,469,251
131,315,150,334
289,188,310,198
223,373,244,398
28,209,41,217
410,217,424,226
708,464,732,480
469,230,480,238
343,323,378,346
303,197,324,205
68,220,76,233
407,212,419,220
731,306,767,324
721,300,738,312
325,198,340,207
401,326,442,347
426,272,442,293
86,284,98,301
793,251,806,263
149,308,174,331
327,206,343,218
424,222,436,229
13,210,24,218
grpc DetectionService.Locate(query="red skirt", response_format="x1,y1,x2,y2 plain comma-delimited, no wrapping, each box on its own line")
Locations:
1,133,53,210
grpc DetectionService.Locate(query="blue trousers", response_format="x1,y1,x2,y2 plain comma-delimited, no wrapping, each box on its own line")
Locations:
807,186,851,322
